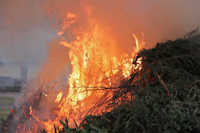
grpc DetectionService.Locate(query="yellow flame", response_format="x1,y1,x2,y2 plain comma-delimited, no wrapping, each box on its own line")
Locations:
55,92,63,103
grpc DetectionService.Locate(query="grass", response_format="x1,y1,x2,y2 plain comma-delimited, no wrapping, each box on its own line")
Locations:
0,97,15,124
0,109,10,124
0,97,15,104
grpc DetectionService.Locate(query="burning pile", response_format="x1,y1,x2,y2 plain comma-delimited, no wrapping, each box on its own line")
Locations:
2,28,200,133
44,29,200,132
1,1,145,132
1,0,200,132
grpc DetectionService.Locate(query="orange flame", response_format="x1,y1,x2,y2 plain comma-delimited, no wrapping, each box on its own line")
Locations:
43,26,144,132
25,1,146,132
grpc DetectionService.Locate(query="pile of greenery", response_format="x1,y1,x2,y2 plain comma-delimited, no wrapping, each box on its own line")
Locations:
47,28,200,133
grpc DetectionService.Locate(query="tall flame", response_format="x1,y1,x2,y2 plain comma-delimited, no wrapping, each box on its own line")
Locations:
47,25,144,130
19,1,145,132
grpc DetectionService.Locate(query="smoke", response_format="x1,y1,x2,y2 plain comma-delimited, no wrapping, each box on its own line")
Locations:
1,0,200,73
37,0,200,54
0,0,57,77
89,0,200,50
0,0,42,29
1,0,200,76
36,38,71,85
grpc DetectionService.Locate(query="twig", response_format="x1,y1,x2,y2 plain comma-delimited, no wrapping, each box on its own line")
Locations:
155,72,171,96
118,112,131,129
186,80,200,89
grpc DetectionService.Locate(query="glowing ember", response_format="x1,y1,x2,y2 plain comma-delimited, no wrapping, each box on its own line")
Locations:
6,20,11,25
29,106,32,116
29,106,33,120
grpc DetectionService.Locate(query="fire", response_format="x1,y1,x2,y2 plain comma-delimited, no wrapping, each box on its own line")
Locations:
51,23,143,132
11,1,145,132
49,25,144,130
55,92,63,103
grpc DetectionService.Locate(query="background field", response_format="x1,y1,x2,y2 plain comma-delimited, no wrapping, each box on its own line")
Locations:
0,92,21,124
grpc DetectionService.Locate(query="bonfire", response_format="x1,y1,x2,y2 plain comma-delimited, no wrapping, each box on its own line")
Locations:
1,1,200,133
1,0,144,132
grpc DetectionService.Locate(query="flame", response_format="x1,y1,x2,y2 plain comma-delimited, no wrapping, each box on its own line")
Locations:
51,24,144,129
42,26,143,131
15,1,145,132
55,92,63,103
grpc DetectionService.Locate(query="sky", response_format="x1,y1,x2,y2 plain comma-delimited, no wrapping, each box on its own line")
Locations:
1,0,200,78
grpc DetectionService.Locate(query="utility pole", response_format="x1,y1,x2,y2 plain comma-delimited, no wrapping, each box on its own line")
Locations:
20,64,27,84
